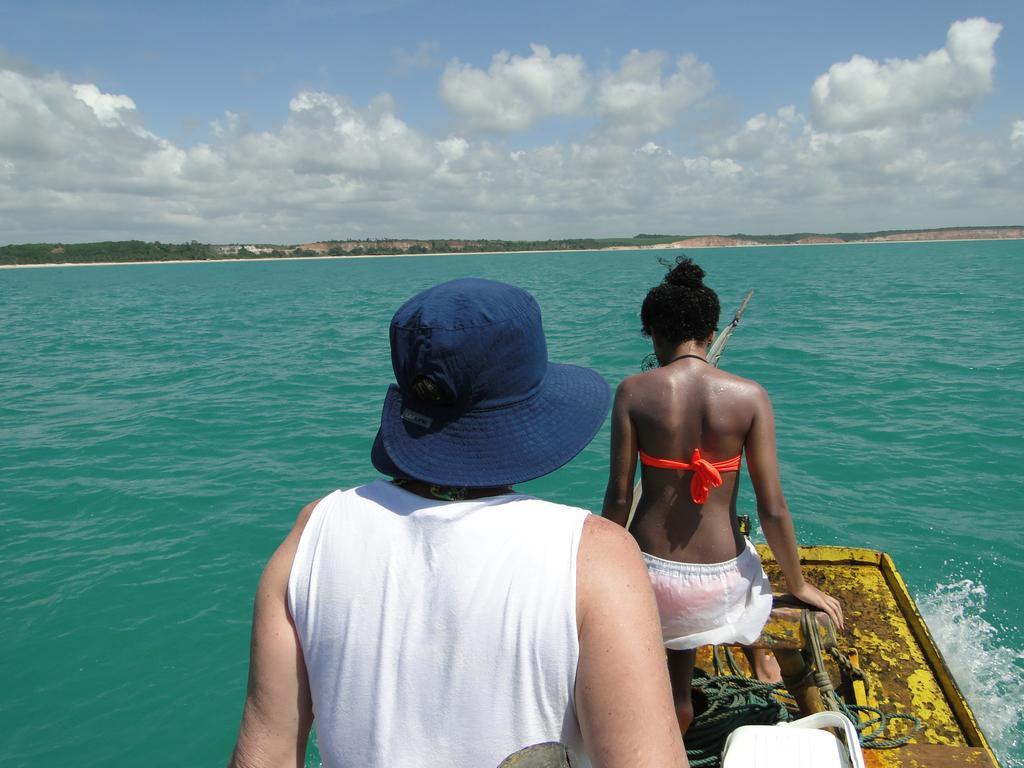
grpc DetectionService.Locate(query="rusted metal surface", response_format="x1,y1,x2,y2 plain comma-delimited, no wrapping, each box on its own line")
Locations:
694,545,1001,767
760,547,964,745
864,744,996,767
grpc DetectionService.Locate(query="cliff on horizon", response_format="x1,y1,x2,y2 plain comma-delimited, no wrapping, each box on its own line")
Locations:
606,226,1024,250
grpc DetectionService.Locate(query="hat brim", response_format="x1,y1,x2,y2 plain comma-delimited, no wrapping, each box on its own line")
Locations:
371,363,610,487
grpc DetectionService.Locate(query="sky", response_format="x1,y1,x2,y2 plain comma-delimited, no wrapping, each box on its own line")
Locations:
1,0,1022,244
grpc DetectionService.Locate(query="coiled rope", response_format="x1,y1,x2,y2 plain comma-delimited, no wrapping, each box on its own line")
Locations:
684,638,922,767
685,670,791,767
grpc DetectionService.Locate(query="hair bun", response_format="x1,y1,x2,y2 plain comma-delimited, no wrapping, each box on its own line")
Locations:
663,257,705,288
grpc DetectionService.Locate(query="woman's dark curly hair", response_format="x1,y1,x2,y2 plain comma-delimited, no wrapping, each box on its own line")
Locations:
640,256,720,344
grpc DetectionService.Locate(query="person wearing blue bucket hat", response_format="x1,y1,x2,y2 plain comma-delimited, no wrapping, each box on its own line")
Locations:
230,279,689,768
371,278,611,490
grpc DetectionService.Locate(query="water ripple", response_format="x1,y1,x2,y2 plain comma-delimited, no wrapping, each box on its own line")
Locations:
1,241,1022,767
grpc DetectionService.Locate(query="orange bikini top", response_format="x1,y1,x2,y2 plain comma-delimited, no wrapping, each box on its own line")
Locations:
638,448,742,505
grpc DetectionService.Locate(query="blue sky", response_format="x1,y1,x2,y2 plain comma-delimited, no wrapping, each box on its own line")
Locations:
2,0,1022,243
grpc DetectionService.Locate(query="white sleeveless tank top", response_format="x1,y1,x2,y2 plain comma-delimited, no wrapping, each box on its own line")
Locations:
287,479,590,767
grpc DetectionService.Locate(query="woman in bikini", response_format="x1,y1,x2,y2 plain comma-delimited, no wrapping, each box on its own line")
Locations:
602,256,843,733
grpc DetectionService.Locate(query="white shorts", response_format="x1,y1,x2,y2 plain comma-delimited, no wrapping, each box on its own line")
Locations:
642,539,774,651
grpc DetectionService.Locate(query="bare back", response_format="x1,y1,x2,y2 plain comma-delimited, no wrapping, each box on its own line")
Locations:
610,359,764,564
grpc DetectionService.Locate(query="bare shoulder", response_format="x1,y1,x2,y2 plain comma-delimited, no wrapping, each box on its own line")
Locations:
709,365,762,391
581,513,642,559
575,513,660,650
577,515,650,610
610,374,652,425
614,369,667,411
261,497,324,587
614,371,646,398
735,376,772,408
293,497,322,532
709,368,770,405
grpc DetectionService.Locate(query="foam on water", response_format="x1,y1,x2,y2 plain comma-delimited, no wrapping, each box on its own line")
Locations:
919,577,1024,767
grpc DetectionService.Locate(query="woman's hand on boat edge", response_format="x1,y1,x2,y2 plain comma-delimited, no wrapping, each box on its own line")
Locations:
790,583,845,632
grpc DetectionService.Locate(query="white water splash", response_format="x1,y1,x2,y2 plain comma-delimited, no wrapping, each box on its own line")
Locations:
918,579,1024,767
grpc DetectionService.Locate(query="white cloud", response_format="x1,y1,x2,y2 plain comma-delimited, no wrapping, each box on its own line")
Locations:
436,136,468,162
0,67,162,174
0,25,1022,246
70,83,138,128
211,111,243,138
710,106,804,161
279,90,432,175
439,44,588,132
811,17,1002,131
636,142,664,156
1012,120,1024,148
597,50,714,136
0,65,442,242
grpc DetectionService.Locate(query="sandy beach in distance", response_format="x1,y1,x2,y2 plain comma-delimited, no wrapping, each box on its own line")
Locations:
2,233,1021,269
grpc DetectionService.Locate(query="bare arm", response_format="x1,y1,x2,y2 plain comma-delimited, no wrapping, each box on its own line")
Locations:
229,500,319,768
602,380,639,528
575,515,689,768
745,388,844,631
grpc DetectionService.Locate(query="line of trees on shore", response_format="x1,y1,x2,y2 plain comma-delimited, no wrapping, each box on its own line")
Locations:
3,226,1022,265
0,240,218,265
1,236,678,265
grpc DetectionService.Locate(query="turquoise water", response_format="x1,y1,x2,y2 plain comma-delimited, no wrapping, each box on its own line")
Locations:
1,241,1022,766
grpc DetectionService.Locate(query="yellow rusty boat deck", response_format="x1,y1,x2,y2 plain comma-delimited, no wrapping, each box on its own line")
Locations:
694,545,1001,768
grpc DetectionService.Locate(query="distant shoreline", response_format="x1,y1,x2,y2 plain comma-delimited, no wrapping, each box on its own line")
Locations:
0,247,593,269
2,232,1021,269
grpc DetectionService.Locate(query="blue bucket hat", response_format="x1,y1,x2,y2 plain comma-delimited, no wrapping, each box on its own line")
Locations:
371,278,610,487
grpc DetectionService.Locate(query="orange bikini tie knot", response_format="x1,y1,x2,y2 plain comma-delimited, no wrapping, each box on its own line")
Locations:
637,447,742,505
687,449,722,505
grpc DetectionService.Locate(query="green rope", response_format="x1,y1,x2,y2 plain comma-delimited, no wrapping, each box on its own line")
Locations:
683,664,922,766
835,703,921,749
684,671,791,767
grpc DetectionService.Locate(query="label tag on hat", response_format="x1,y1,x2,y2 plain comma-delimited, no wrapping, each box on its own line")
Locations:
401,407,433,429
